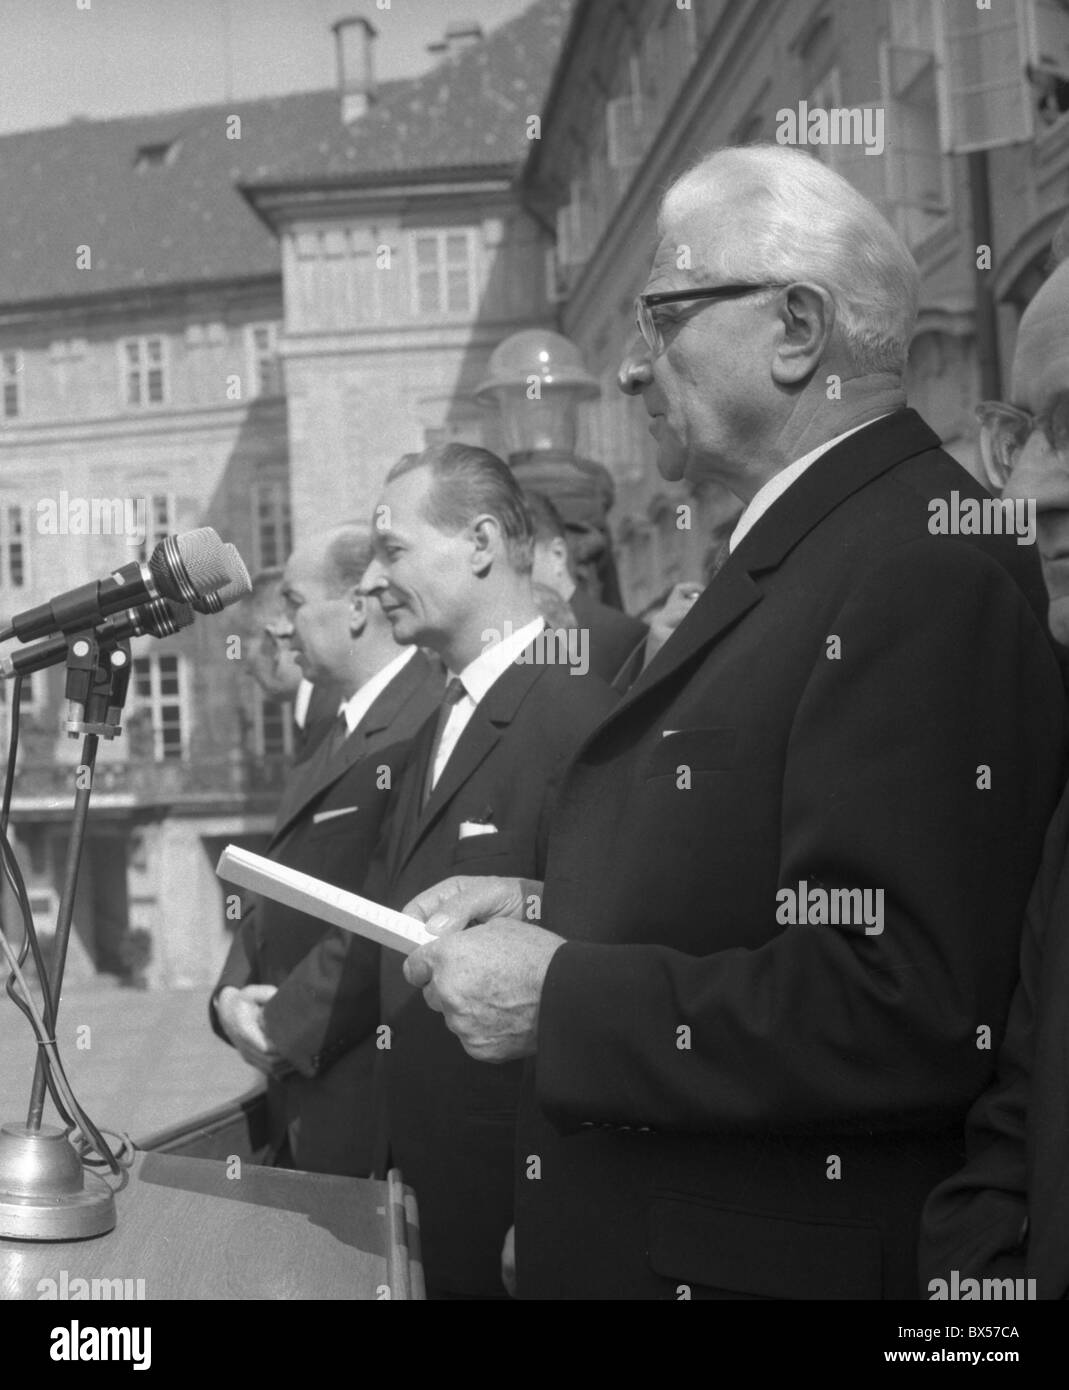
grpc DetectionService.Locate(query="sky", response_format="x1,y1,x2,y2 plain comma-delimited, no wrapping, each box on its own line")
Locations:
0,0,538,135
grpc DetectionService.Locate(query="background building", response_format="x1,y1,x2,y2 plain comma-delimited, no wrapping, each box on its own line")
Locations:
0,1,570,987
525,0,1069,612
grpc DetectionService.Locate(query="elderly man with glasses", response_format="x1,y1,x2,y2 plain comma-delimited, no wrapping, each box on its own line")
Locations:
398,144,1067,1300
921,249,1069,1301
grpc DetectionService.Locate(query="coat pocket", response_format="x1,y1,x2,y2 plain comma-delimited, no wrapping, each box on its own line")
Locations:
451,831,517,865
644,728,737,779
648,1193,883,1299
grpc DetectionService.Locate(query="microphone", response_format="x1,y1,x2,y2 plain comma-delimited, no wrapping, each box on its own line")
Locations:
192,545,252,614
0,600,195,680
2,528,232,643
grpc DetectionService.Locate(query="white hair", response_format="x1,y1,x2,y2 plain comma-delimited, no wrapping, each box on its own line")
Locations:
659,144,920,374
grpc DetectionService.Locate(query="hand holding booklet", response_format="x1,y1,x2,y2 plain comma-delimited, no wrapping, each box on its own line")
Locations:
215,844,435,956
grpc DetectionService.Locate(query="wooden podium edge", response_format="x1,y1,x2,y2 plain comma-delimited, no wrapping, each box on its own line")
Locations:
386,1167,425,1300
135,1084,268,1157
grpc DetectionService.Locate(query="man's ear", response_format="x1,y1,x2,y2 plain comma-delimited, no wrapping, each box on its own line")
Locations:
348,589,368,636
770,283,835,386
470,514,501,576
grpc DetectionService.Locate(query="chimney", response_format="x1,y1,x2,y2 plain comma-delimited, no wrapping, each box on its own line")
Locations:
427,20,483,59
332,15,377,124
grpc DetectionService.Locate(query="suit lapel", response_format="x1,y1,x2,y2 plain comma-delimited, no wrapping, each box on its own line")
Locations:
594,409,940,728
390,655,545,881
270,650,435,850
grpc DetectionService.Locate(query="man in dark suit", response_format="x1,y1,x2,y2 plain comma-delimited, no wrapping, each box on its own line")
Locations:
360,443,616,1298
399,144,1068,1299
211,523,441,1175
920,248,1069,1300
525,488,647,683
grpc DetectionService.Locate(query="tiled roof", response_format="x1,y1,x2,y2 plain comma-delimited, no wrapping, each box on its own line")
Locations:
0,0,574,309
245,0,574,185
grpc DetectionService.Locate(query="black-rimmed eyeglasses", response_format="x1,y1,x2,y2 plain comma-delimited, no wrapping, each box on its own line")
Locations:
634,283,787,357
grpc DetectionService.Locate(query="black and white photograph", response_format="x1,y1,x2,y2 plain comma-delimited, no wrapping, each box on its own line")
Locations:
0,0,1066,1358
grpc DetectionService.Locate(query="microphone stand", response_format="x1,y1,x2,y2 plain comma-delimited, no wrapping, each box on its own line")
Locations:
0,628,132,1240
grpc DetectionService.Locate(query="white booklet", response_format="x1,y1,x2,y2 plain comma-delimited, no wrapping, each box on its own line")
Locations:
216,844,435,956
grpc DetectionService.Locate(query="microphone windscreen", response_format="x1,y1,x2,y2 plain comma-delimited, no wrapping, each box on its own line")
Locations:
222,545,252,598
188,544,252,613
151,528,230,605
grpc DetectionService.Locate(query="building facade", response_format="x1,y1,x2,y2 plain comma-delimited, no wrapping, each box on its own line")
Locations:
0,2,571,986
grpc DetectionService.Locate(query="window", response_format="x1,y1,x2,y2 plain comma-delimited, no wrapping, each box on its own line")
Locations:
254,479,292,570
120,336,167,408
135,140,179,171
2,351,22,418
411,231,476,316
556,178,596,271
245,323,282,398
880,40,951,247
131,653,185,761
255,689,294,758
877,0,951,248
136,494,175,565
0,504,27,588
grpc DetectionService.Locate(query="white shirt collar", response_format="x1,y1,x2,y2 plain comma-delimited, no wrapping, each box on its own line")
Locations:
729,415,893,554
450,615,546,705
339,644,418,734
292,678,314,730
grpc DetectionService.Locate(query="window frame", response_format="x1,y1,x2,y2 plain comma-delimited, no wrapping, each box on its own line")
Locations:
254,687,295,759
252,478,293,571
2,349,23,420
130,651,187,762
409,229,477,319
118,335,169,410
245,322,282,399
0,502,29,590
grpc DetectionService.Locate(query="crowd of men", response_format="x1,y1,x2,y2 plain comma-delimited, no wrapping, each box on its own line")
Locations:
212,142,1069,1301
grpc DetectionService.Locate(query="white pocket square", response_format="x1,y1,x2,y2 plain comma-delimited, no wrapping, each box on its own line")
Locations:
458,821,498,839
312,805,359,825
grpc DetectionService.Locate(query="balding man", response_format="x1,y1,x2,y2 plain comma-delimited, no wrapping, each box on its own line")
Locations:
212,524,441,1176
921,247,1069,1300
400,145,1067,1299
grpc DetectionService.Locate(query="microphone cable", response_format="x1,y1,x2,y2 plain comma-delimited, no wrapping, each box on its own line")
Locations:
0,677,132,1182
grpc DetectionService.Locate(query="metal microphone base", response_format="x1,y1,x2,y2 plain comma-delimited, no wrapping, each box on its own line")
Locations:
0,1122,116,1241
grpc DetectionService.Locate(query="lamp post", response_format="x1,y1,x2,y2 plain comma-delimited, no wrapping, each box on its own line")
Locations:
474,329,625,605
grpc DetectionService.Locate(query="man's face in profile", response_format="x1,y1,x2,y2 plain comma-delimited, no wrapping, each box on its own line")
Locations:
247,581,302,700
1003,261,1069,645
367,468,476,652
626,207,775,493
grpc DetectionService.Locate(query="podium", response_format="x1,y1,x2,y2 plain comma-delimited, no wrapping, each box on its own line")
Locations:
0,1090,423,1300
